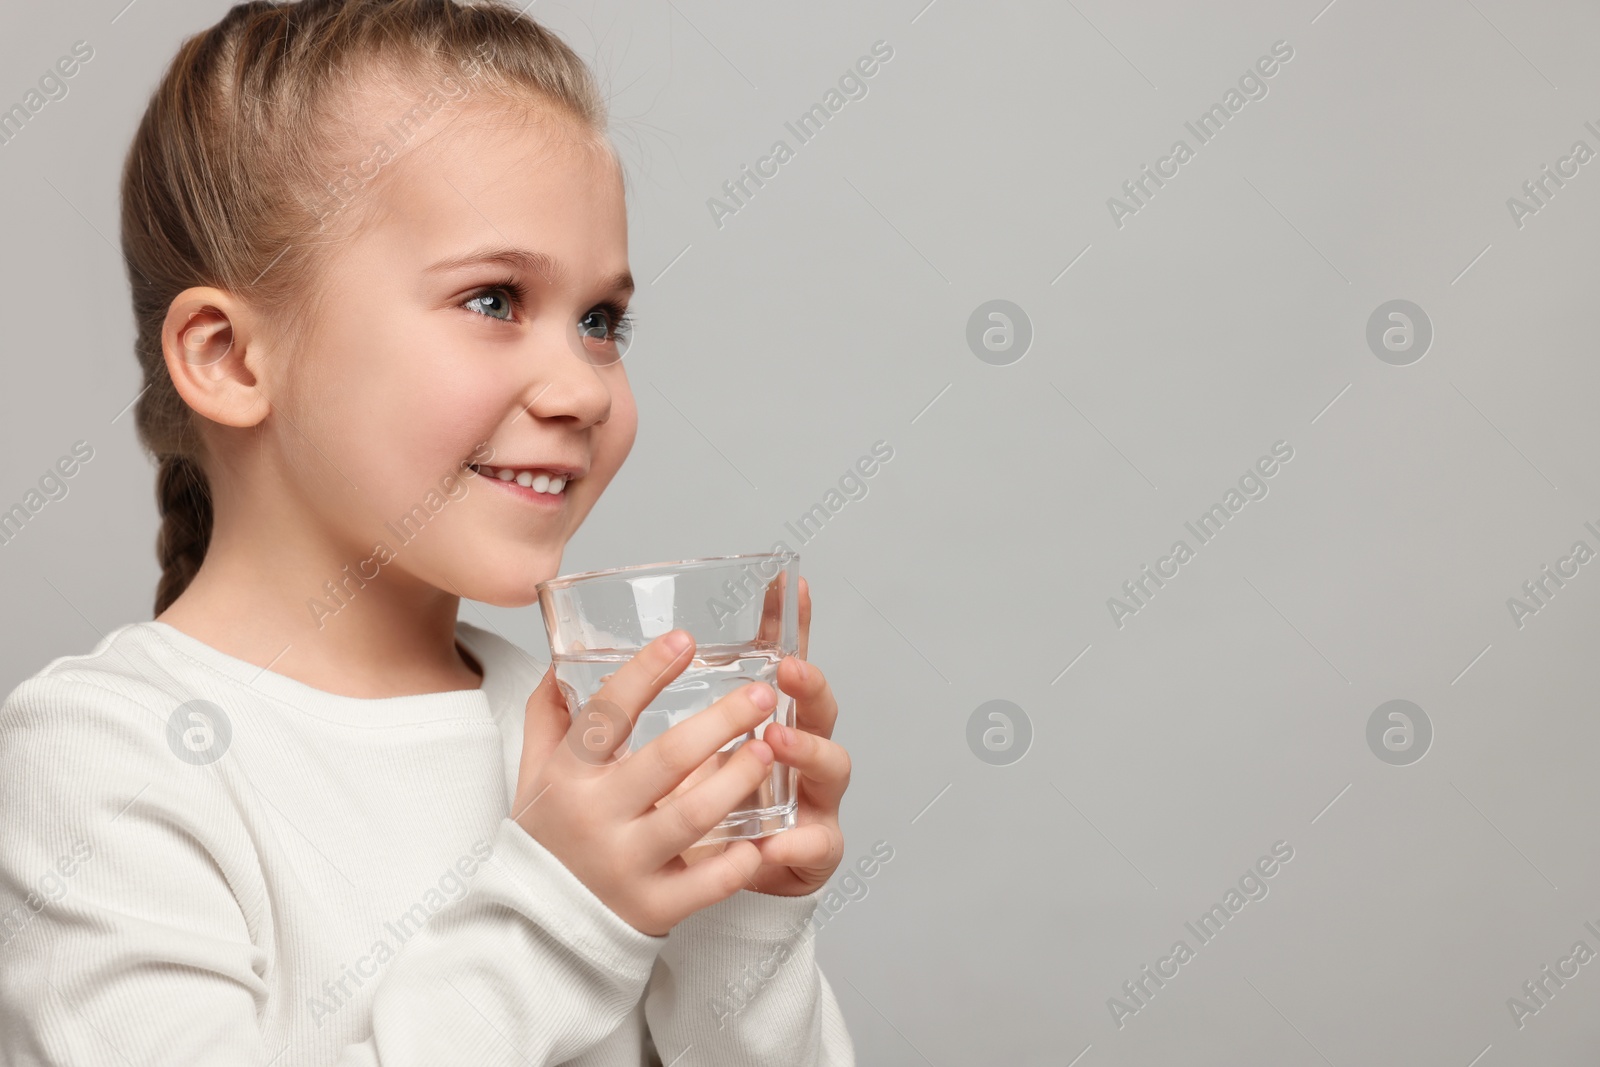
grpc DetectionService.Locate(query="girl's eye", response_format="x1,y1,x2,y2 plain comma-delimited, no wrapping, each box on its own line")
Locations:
463,286,518,322
579,303,635,361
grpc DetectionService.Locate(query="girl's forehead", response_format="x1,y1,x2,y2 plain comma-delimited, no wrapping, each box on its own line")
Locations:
327,86,609,187
424,100,606,180
332,107,625,267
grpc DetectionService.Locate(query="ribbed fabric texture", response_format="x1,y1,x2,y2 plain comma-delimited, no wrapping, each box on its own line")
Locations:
0,620,854,1065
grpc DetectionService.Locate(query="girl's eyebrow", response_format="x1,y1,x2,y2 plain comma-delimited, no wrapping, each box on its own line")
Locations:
425,244,633,296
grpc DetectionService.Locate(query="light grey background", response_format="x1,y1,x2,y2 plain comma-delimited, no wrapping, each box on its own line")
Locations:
4,0,1599,1062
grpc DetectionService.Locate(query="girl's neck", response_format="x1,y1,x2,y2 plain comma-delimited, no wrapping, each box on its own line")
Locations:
158,559,483,701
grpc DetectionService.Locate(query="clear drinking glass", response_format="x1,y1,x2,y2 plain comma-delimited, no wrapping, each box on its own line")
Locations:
535,552,801,843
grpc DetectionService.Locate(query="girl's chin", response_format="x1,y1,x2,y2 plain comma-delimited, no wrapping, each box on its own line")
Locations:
460,565,565,608
435,534,566,604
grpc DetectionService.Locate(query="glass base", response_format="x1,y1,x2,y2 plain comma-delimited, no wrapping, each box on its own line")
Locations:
698,801,797,844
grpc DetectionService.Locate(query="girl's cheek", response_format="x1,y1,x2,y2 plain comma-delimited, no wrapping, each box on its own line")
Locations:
608,371,639,431
424,369,508,445
601,392,639,468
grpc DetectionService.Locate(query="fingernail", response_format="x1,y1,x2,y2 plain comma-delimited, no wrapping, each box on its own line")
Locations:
768,723,789,746
754,739,775,764
795,657,810,681
662,630,691,655
749,683,777,710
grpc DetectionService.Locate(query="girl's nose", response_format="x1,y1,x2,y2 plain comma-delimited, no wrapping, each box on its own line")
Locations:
518,327,615,427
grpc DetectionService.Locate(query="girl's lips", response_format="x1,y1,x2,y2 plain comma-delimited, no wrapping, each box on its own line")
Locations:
477,470,569,508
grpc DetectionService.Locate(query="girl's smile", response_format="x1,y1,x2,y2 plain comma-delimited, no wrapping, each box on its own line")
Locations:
471,462,579,509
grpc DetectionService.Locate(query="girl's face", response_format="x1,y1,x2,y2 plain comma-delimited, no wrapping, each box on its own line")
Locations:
277,97,638,607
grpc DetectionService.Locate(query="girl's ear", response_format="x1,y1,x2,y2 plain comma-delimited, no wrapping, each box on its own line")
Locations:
161,287,272,429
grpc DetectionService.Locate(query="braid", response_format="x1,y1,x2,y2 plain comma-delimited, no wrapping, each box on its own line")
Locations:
153,454,214,616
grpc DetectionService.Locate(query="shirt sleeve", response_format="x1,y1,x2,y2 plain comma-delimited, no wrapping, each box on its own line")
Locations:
342,816,668,1065
642,885,856,1065
0,675,666,1066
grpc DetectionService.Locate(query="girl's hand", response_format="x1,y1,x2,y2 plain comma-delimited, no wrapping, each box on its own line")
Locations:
683,576,852,897
511,631,781,937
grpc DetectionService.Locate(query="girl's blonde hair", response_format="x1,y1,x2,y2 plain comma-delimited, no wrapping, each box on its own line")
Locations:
121,0,610,615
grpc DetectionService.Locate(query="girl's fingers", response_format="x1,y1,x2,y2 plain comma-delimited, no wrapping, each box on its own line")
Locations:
617,682,778,814
635,739,775,868
518,664,571,777
557,630,696,773
753,820,843,876
657,838,764,922
777,656,839,741
509,665,574,827
763,722,850,812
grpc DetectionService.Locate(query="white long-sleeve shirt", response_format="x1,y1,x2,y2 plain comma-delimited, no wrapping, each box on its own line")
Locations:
0,619,854,1065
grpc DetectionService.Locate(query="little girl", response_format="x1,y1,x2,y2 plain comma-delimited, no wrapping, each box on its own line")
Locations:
0,2,856,1063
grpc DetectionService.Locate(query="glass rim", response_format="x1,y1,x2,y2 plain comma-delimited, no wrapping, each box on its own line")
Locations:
534,552,797,595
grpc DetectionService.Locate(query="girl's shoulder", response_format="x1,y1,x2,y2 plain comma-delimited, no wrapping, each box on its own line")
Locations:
0,622,243,814
0,625,267,983
0,622,253,872
1,621,189,731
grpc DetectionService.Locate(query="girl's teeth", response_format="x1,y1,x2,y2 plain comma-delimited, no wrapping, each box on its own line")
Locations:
476,464,568,493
